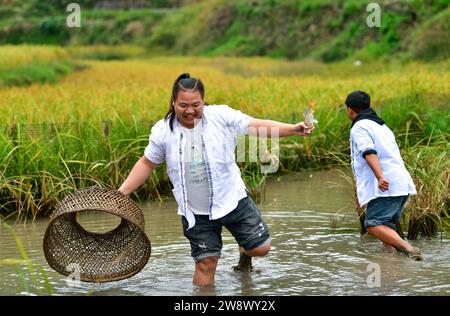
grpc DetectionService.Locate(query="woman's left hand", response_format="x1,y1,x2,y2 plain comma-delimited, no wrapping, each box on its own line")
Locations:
294,122,314,136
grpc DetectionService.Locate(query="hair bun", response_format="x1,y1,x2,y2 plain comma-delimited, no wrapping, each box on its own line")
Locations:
176,73,190,82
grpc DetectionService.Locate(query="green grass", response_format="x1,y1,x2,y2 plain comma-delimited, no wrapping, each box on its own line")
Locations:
147,0,450,62
0,45,86,87
402,135,449,239
0,61,81,87
0,53,448,240
1,99,447,230
0,1,448,62
2,222,53,295
410,8,450,61
0,119,170,220
67,45,147,60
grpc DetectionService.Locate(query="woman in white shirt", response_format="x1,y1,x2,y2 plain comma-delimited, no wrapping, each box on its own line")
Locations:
119,73,312,285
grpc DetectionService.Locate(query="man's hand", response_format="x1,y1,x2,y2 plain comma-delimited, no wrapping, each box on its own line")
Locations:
377,176,389,192
293,122,314,136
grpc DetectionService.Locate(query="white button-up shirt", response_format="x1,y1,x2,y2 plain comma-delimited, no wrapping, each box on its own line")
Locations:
350,119,416,206
144,105,252,229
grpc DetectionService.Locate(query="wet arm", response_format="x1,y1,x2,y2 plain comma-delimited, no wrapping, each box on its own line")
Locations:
118,156,157,195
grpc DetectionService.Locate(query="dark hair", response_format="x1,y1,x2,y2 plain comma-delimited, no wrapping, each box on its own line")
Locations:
165,73,206,131
345,90,371,113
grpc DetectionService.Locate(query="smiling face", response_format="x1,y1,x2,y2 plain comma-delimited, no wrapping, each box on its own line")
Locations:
174,90,204,128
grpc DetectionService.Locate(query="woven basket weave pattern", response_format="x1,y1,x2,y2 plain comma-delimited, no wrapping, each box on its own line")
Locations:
43,188,151,283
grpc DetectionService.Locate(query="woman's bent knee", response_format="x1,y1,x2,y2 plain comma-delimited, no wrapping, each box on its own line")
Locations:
246,243,271,257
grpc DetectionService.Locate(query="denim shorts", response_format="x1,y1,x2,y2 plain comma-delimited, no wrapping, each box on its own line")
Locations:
181,195,271,263
365,195,409,229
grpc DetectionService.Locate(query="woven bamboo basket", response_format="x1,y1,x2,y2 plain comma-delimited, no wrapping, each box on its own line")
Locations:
43,187,151,283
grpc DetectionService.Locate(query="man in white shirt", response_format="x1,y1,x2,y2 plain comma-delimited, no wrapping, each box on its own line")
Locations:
346,90,422,260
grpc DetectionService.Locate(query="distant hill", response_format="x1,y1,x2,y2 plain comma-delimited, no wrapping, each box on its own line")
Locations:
0,0,448,62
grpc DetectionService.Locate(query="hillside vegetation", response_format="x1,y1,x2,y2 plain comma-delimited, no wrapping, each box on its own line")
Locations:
0,0,448,62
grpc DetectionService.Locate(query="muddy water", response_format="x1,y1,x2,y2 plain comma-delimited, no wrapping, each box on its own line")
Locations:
0,170,449,296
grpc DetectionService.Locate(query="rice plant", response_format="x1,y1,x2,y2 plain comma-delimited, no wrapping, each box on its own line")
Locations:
2,222,53,295
0,46,448,237
402,134,449,239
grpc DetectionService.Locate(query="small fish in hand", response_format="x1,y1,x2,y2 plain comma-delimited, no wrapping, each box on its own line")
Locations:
304,100,318,128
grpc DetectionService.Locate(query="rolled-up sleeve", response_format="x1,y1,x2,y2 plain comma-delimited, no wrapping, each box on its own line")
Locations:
218,105,252,135
351,126,376,158
144,120,165,165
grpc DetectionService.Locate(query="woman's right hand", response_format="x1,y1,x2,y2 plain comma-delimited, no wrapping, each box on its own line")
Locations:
294,122,314,136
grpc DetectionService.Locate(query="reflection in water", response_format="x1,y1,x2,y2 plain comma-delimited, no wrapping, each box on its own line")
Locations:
193,284,217,296
0,170,449,295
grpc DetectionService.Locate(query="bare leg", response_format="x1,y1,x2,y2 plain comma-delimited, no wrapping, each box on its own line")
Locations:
233,249,253,272
367,225,423,261
233,243,271,272
244,243,271,257
367,225,414,252
193,256,218,285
